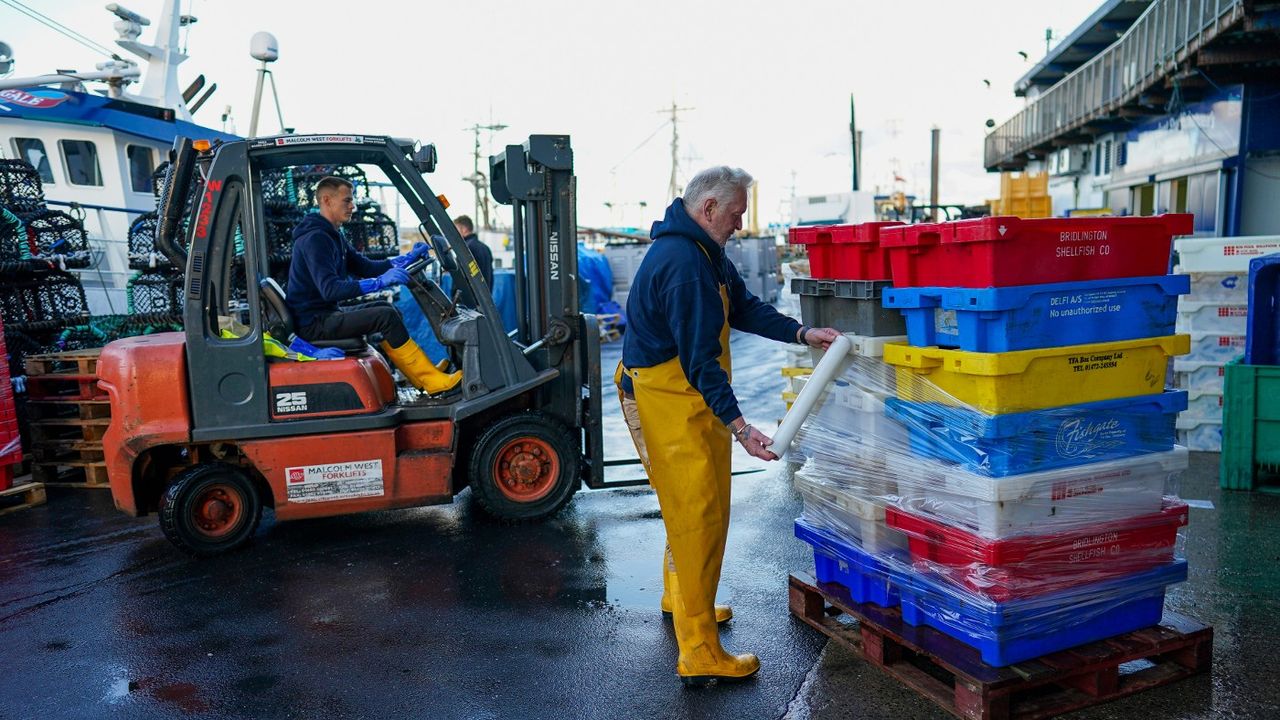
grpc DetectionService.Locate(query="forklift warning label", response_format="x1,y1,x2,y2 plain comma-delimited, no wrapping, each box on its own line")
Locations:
284,460,384,503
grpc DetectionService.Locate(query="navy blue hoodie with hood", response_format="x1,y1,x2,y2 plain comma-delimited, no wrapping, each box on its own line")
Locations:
620,198,802,426
285,212,391,328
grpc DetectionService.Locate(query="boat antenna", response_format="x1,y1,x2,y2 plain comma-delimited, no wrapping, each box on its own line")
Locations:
248,31,284,138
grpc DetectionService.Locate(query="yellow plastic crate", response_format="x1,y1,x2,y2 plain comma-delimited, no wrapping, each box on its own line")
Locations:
883,335,1190,414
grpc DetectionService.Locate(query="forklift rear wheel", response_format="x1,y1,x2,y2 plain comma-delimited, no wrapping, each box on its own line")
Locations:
159,463,263,557
469,413,580,521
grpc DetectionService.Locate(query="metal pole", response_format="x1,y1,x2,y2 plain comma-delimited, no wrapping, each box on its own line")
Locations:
248,61,267,137
930,126,941,211
267,70,285,133
850,94,859,192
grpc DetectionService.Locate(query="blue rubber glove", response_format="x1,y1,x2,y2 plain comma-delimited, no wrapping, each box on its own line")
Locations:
289,337,345,360
389,242,430,269
358,267,412,293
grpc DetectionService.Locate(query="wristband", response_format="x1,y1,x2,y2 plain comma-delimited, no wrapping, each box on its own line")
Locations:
732,423,753,442
797,325,811,344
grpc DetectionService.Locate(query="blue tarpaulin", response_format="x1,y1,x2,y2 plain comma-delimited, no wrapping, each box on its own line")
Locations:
395,270,520,362
396,244,622,360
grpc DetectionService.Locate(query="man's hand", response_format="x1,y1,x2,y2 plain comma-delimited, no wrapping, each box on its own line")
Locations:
389,242,430,269
359,267,411,294
803,327,841,350
730,418,779,461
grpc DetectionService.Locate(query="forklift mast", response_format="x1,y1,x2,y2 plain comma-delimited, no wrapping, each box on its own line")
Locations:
491,136,607,489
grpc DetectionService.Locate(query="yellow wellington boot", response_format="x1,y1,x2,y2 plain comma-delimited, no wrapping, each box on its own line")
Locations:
660,545,732,623
380,339,462,394
670,577,759,687
434,358,451,372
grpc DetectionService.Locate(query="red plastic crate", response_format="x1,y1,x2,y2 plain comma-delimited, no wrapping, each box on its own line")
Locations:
880,214,1193,288
788,226,836,278
884,502,1188,602
789,222,903,280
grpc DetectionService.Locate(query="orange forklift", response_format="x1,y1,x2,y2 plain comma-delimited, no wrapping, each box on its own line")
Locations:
98,133,629,556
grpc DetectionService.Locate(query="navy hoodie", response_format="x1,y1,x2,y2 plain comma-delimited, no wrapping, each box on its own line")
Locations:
620,198,802,426
285,213,391,329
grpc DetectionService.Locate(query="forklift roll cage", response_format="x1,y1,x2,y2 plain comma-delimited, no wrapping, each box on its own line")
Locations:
155,133,608,489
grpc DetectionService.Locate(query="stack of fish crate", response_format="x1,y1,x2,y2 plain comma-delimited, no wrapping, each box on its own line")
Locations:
791,213,1200,669
1172,235,1280,451
785,222,909,570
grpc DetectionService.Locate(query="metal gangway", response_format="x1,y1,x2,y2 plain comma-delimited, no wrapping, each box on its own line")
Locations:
985,0,1247,170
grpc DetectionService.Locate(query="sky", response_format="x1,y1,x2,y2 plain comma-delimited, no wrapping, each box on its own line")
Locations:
4,0,1105,230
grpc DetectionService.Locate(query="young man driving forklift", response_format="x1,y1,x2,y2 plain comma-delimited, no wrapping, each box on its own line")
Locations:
285,176,462,395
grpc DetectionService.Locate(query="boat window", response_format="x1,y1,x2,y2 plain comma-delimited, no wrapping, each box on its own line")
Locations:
126,145,155,193
59,139,103,186
12,138,55,183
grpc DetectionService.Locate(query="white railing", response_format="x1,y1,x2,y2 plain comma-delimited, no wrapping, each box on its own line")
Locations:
985,0,1246,169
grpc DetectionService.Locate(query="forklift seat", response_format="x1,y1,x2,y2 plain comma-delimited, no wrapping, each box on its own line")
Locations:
258,277,368,353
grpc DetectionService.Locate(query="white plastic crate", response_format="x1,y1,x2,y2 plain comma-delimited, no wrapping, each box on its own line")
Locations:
1175,235,1280,272
795,475,908,554
1183,390,1224,421
1173,360,1227,393
1175,269,1249,302
886,447,1188,539
1176,417,1222,452
1182,331,1247,364
1176,300,1249,334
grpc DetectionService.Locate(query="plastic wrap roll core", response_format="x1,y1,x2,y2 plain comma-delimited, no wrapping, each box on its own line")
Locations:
773,334,852,454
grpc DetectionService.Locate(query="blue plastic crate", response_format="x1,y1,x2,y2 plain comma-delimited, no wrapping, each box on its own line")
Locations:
897,560,1187,667
884,391,1187,477
1245,253,1280,365
882,275,1189,352
794,519,901,608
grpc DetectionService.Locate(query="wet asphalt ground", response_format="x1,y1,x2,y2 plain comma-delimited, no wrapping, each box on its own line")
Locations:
3,288,1280,719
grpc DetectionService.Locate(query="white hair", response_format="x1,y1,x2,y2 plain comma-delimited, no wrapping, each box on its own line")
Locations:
683,166,753,212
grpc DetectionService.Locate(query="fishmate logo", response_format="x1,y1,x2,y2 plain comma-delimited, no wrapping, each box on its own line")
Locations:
1055,416,1125,458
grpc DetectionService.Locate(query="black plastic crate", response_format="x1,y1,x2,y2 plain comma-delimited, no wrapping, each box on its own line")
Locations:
790,277,904,337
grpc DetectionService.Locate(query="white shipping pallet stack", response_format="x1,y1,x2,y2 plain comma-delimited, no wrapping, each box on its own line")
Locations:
1171,235,1280,450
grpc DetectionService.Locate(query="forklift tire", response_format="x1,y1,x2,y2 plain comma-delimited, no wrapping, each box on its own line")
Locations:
159,463,263,557
468,412,580,522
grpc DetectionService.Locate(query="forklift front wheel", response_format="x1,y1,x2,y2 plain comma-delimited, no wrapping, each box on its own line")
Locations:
159,463,263,557
469,413,580,522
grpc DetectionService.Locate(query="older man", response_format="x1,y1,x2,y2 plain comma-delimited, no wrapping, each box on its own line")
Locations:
616,166,840,685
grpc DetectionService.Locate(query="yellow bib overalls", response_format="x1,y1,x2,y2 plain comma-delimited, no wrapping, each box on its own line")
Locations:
615,248,759,684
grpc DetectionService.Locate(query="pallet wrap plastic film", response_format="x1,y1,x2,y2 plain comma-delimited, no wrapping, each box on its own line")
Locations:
787,350,1188,665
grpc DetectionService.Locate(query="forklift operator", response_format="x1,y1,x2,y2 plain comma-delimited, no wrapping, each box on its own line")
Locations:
285,176,462,395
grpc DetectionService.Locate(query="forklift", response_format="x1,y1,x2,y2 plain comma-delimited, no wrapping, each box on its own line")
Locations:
97,133,630,557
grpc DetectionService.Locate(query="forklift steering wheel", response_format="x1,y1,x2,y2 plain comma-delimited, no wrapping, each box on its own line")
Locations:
404,255,435,277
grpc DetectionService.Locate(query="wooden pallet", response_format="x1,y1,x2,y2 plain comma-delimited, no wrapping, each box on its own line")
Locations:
29,417,110,444
0,480,47,516
23,397,111,422
31,461,109,487
29,439,103,464
23,373,106,401
24,348,102,377
788,573,1212,720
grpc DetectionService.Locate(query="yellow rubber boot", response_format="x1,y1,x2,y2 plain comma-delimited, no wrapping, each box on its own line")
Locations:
434,358,451,372
660,543,732,623
380,339,462,394
668,554,759,686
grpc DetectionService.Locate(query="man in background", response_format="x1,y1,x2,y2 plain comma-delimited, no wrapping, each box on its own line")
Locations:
452,215,494,307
